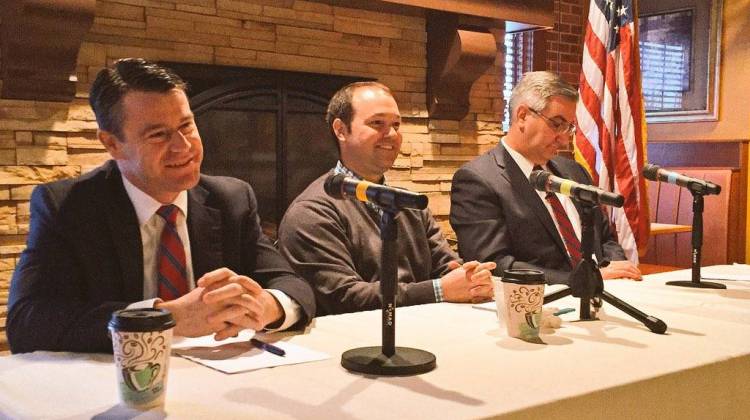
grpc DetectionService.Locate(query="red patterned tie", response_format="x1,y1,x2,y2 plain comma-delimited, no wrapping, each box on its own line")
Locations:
545,192,583,268
533,164,583,268
156,205,188,300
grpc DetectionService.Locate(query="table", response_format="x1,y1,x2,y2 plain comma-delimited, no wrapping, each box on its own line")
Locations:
1,268,749,419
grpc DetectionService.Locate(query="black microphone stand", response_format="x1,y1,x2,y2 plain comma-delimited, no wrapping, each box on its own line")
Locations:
665,190,726,289
543,202,668,334
341,208,436,375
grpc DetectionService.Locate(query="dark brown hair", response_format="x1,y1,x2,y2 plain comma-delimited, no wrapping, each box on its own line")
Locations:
325,81,393,153
89,58,187,139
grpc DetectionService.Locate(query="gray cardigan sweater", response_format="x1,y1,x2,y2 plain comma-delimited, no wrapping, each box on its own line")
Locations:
278,172,459,316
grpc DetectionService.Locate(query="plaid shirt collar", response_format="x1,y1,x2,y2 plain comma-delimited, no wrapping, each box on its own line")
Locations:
333,161,386,217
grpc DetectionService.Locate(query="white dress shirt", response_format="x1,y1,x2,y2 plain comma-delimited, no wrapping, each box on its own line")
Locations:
121,174,300,331
502,139,583,258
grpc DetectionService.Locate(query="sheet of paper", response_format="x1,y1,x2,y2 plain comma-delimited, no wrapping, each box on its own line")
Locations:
472,301,496,312
172,330,257,349
700,264,750,281
172,332,330,374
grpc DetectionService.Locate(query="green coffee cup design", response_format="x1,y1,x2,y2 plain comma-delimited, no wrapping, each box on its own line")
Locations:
122,362,161,392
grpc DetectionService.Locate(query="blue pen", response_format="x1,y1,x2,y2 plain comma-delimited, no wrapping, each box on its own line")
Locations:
250,338,286,356
553,308,575,316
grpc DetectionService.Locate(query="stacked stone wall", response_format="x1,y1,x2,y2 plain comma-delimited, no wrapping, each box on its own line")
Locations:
0,0,506,351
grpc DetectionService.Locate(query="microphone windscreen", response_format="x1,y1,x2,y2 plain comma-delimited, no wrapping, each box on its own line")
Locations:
405,193,429,210
642,163,659,181
605,191,625,208
529,170,551,192
324,174,346,199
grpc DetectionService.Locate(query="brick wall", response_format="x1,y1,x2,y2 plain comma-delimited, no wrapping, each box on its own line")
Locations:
0,0,504,351
544,0,586,157
546,0,586,85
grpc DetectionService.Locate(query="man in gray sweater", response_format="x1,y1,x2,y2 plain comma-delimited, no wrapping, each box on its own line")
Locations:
278,82,495,316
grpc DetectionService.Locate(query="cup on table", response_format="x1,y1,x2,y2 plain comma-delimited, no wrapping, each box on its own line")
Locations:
498,269,546,341
108,308,176,409
492,277,506,329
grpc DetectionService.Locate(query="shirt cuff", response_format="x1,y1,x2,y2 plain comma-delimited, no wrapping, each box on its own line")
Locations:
432,279,445,303
126,298,161,309
264,289,302,332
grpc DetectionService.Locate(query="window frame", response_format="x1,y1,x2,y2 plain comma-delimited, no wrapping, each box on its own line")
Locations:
503,31,534,131
639,0,723,123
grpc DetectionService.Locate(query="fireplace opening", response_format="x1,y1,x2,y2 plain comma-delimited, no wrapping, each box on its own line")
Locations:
164,63,364,237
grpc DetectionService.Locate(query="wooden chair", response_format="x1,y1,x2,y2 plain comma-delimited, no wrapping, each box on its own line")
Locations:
641,168,733,268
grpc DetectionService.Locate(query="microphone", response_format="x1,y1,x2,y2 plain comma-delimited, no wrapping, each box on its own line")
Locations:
530,170,624,207
643,164,721,195
324,174,428,210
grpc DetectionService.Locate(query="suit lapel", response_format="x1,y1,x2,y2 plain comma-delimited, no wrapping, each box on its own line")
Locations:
494,145,568,256
101,162,144,301
187,182,223,278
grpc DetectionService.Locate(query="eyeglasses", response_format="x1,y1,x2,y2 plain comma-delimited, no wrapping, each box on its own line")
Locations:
528,108,577,136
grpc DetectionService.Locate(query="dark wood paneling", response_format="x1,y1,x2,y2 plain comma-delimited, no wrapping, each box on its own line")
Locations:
648,141,743,169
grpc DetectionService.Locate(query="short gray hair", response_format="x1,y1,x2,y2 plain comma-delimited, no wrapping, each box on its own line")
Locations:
509,71,578,123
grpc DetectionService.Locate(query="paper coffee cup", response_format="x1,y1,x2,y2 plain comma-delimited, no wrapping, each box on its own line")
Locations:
109,309,176,409
492,277,506,329
500,269,545,341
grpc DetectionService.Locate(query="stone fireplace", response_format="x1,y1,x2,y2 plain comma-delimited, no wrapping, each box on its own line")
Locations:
163,63,361,235
0,0,589,350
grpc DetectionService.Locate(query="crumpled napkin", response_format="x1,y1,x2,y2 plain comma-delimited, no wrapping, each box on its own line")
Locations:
539,300,605,329
540,307,563,329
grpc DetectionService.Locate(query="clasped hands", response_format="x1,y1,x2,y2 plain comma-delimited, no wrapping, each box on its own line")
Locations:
155,267,283,341
600,260,642,280
440,260,497,303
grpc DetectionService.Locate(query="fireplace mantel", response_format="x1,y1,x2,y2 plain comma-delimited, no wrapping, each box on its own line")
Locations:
381,0,554,30
0,0,553,107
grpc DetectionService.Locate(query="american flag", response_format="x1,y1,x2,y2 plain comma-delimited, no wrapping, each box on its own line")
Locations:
574,0,650,262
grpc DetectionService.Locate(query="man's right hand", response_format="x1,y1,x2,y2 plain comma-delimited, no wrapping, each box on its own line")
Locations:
198,268,285,339
155,267,274,340
440,260,497,303
154,285,249,338
601,260,642,280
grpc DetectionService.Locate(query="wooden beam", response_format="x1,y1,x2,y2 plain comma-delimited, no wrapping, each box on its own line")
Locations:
426,12,498,120
381,0,554,27
0,0,95,102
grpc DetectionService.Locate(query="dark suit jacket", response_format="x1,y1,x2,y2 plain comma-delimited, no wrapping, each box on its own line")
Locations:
7,160,315,353
449,144,625,285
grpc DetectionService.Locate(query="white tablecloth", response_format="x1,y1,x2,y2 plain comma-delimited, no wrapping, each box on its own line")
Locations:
1,268,749,419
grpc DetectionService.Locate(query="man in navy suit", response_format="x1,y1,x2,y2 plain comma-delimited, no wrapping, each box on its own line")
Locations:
7,58,315,353
450,71,640,285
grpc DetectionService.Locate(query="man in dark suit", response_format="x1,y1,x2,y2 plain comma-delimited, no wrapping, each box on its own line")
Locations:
450,71,640,285
7,58,315,353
